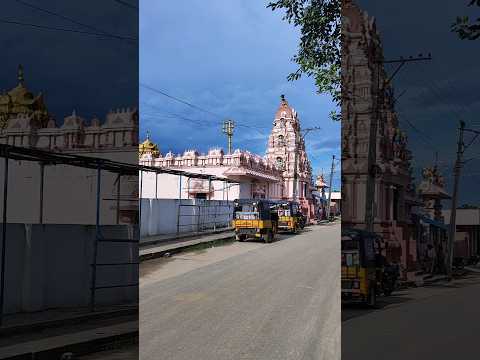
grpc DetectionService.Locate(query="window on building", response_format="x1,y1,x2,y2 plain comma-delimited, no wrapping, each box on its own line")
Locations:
278,135,285,146
362,87,369,98
393,189,399,221
276,157,284,169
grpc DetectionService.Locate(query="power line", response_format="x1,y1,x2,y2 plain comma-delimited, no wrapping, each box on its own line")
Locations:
396,109,440,153
141,83,224,119
12,0,136,41
409,62,465,120
113,0,138,10
141,102,218,128
0,18,136,41
141,83,269,133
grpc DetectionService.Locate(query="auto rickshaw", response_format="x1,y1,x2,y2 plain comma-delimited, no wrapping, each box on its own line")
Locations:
272,201,305,233
341,228,379,306
232,199,278,243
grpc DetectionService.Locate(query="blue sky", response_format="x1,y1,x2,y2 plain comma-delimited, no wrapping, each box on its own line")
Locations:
140,0,340,190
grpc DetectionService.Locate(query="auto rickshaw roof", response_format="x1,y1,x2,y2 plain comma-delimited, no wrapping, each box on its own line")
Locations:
341,228,382,241
233,199,277,206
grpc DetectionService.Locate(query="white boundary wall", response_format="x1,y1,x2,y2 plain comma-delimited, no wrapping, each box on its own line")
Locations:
1,224,138,315
141,198,234,239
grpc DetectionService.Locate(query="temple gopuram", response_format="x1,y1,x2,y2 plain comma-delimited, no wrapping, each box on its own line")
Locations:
265,95,315,220
341,1,421,279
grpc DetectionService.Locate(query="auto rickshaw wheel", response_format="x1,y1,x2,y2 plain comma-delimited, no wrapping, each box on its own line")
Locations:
235,234,244,242
367,285,377,308
264,230,273,243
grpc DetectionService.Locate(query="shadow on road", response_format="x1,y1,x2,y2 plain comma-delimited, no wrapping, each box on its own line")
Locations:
341,292,415,322
342,273,480,322
241,227,313,244
425,272,480,289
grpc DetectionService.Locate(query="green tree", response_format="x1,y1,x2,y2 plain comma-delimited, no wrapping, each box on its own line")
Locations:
267,0,341,121
452,0,480,40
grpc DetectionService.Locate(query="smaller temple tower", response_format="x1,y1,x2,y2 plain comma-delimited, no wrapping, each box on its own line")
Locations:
0,65,50,129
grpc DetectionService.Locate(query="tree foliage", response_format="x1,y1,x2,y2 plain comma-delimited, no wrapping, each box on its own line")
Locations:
459,203,478,209
452,0,480,40
267,0,341,120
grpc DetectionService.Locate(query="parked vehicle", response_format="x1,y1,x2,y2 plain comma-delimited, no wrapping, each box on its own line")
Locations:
232,199,278,243
341,228,379,307
467,255,480,266
381,264,400,296
272,201,304,233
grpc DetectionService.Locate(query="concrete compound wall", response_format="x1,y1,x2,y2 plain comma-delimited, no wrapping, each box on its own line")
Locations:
1,224,138,315
141,198,234,239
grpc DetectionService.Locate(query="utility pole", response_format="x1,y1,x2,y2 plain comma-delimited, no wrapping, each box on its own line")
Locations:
447,121,465,279
222,119,235,154
292,126,321,202
326,155,335,221
364,54,432,232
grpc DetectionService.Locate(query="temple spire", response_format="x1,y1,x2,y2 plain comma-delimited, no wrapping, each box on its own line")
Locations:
17,64,24,85
146,130,151,140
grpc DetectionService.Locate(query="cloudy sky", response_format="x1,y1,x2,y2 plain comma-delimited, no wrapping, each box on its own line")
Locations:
358,0,480,206
140,0,340,189
0,0,138,124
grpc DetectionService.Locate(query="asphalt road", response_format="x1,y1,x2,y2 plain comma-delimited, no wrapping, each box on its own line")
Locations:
342,273,480,359
140,224,340,360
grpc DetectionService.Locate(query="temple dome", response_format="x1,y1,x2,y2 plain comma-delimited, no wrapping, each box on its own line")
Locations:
139,132,160,158
0,65,49,129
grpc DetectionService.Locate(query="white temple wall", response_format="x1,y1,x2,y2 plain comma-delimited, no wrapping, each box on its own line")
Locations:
140,172,242,200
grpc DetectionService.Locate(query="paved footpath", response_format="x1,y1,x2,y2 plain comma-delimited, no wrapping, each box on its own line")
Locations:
140,224,340,360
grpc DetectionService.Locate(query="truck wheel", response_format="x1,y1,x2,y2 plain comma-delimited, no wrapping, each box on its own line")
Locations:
235,234,245,242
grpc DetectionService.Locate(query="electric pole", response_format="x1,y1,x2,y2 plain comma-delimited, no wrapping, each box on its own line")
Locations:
447,121,465,279
222,119,235,154
292,126,321,202
364,54,432,232
326,155,335,221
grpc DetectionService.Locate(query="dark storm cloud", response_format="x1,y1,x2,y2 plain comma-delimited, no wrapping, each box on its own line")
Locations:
0,0,138,122
357,0,480,205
